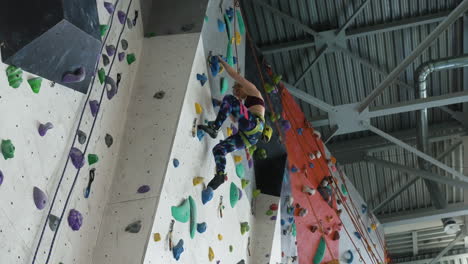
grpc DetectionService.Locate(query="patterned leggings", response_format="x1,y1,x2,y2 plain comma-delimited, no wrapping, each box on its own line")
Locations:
211,95,263,174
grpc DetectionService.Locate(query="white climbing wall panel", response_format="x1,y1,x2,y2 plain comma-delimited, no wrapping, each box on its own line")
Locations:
0,0,143,263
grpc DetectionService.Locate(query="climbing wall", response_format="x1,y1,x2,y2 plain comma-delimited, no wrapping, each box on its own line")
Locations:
0,0,143,264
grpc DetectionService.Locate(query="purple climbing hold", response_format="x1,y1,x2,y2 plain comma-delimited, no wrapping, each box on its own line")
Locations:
106,45,116,57
68,209,83,231
248,158,253,168
89,100,100,117
118,52,125,62
196,73,207,86
281,120,291,132
0,170,3,186
38,122,54,136
33,186,47,210
238,188,243,200
231,124,238,135
105,76,118,100
173,239,184,260
270,215,277,221
118,11,126,24
137,185,150,193
104,2,115,14
62,67,86,83
69,147,85,169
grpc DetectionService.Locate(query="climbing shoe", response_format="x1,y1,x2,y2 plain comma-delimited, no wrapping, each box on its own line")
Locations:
198,122,218,139
207,171,227,190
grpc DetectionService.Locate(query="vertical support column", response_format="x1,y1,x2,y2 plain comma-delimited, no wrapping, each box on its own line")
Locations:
412,231,418,256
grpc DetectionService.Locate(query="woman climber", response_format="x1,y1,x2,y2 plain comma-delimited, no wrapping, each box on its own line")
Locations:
198,56,273,202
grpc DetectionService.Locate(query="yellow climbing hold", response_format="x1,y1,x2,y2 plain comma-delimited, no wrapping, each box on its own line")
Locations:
195,103,203,114
232,31,241,45
218,234,223,240
227,127,233,137
193,176,204,186
371,223,377,231
208,247,215,262
153,233,161,242
234,155,242,163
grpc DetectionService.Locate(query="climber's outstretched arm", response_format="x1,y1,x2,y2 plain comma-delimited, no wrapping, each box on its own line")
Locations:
218,56,262,98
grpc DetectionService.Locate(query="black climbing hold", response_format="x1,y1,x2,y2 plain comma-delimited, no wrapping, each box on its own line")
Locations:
121,39,128,50
125,220,142,233
181,23,195,32
84,169,95,198
48,214,60,232
132,11,138,26
77,130,87,144
102,54,110,66
116,73,122,87
126,18,133,29
153,91,165,99
105,76,118,100
105,134,113,148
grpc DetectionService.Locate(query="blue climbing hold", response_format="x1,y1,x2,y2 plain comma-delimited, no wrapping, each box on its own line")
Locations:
202,187,214,204
217,19,225,32
197,73,207,86
290,166,298,173
344,250,354,264
367,227,371,233
309,163,314,168
226,7,234,22
173,158,180,168
288,217,294,223
173,239,184,260
197,130,205,141
233,56,238,64
297,128,303,135
197,222,207,233
209,56,221,77
354,232,361,240
280,219,285,226
362,204,367,214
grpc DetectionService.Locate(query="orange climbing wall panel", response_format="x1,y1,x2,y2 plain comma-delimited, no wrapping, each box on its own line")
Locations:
280,88,340,264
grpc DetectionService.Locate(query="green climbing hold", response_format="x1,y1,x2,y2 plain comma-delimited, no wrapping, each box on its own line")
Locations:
98,68,105,84
264,83,275,93
171,198,190,223
100,25,109,37
255,148,267,160
230,182,239,208
241,179,250,189
236,10,245,35
226,42,234,67
144,32,157,38
189,196,197,239
235,163,245,179
269,112,281,122
253,189,261,198
341,184,348,195
291,223,297,237
229,245,233,252
28,77,42,94
204,15,209,22
1,139,15,160
266,210,273,216
6,66,23,88
224,14,232,41
273,74,282,85
88,154,99,165
313,237,326,264
127,53,136,65
240,222,250,235
220,78,229,95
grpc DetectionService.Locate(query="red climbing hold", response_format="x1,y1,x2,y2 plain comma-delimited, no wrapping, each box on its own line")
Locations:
269,203,278,211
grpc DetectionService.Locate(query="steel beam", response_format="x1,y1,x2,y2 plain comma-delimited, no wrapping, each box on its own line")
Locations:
293,45,329,87
335,0,370,36
365,124,468,181
283,82,335,113
357,1,468,113
429,230,467,264
378,203,468,227
412,232,419,256
260,39,315,54
309,115,329,127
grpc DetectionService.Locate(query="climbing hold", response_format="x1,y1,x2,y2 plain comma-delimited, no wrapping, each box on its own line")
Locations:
132,11,139,26
313,237,326,264
127,18,133,29
235,163,244,178
240,222,250,235
105,134,113,147
173,239,184,260
316,151,322,159
341,184,348,195
68,209,83,231
241,179,249,189
218,234,223,240
298,208,308,217
281,120,291,131
302,185,316,196
154,233,161,242
195,103,203,114
144,32,157,38
127,53,136,65
38,122,54,136
313,130,322,139
28,77,42,93
270,203,278,211
173,158,180,168
226,42,234,66
106,45,116,57
61,66,85,83
309,162,315,168
117,10,126,24
237,260,245,264
6,66,23,88
232,31,241,45
270,215,277,221
343,250,354,264
290,166,298,173
234,155,242,163
226,7,234,21
98,68,106,84
225,127,232,137
297,128,303,135
371,223,377,231
33,186,47,210
266,210,273,216
273,74,283,85
189,196,197,239
208,55,222,76
367,227,371,233
238,188,243,200
69,147,85,169
326,215,334,222
104,2,115,13
171,198,190,223
1,140,15,160
354,232,361,239
204,15,209,22
253,189,261,198
197,222,207,233
102,54,110,66
288,217,294,224
192,177,204,186
254,148,267,160
180,23,194,32
77,130,87,144
118,52,125,62
0,170,3,186
236,10,246,35
48,214,60,232
86,154,98,166
264,83,275,93
197,129,205,141
332,231,340,241
229,245,233,252
248,159,253,168
121,39,129,50
230,183,239,208
362,204,368,214
153,91,165,99
202,187,214,204
125,220,142,233
100,25,109,36
231,124,238,135
220,78,228,95
137,185,150,194
208,247,215,262
224,14,232,40
197,73,207,86
218,19,226,31
89,100,100,117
